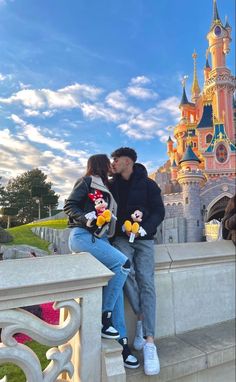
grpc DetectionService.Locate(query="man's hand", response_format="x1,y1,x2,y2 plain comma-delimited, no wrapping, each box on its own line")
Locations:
125,230,140,238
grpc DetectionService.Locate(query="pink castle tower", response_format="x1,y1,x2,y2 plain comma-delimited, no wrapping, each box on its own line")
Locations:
156,0,235,242
165,0,236,183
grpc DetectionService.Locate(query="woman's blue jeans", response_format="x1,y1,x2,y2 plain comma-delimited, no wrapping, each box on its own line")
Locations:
69,227,129,338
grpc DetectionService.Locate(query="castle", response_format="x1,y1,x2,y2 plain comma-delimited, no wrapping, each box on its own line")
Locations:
154,0,236,243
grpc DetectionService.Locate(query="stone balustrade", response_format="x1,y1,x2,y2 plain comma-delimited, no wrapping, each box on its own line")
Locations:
0,253,113,382
2,230,234,382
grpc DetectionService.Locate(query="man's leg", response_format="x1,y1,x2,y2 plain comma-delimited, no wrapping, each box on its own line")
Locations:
133,239,156,338
113,236,146,351
133,239,160,375
112,237,141,316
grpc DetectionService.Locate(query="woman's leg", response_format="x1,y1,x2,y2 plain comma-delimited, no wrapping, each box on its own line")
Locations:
113,291,140,369
112,290,127,339
69,227,130,312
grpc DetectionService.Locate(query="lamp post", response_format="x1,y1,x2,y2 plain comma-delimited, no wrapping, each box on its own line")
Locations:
35,198,41,220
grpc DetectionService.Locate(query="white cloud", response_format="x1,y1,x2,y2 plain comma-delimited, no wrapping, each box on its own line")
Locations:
24,109,40,117
10,114,88,156
80,102,124,122
105,90,140,114
1,89,46,108
0,73,6,81
58,83,103,100
126,86,157,100
156,96,179,119
19,81,31,89
0,82,103,112
116,96,180,142
130,76,151,85
0,129,90,206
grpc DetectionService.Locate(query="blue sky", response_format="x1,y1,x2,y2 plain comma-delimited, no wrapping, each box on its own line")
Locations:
0,0,234,205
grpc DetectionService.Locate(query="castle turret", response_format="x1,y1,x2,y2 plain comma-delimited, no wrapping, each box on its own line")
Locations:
167,136,174,155
170,159,178,183
204,52,211,82
177,146,206,242
205,0,235,141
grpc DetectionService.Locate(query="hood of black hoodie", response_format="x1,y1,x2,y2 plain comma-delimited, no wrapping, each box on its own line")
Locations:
132,163,148,178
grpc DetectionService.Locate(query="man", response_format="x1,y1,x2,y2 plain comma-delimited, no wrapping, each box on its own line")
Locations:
110,147,165,376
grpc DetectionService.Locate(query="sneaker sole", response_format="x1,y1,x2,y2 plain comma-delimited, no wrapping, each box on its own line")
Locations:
144,369,160,375
101,333,120,339
124,362,140,369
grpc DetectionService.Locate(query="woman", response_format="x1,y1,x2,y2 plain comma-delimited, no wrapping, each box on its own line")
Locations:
222,195,236,245
64,154,139,369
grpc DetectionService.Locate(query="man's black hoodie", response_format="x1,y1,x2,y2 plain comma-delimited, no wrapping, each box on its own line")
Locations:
109,163,165,240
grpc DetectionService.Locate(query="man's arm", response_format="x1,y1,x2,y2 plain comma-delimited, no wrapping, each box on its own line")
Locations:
141,180,165,237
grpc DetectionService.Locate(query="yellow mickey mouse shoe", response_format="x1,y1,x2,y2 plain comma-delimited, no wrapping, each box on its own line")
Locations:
103,209,112,222
96,215,106,227
124,220,132,232
96,210,112,227
131,222,140,234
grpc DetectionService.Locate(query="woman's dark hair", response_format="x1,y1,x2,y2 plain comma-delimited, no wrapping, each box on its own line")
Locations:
85,154,110,185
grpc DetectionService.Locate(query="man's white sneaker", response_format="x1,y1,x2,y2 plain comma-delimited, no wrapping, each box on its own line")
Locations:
133,320,146,351
143,342,160,375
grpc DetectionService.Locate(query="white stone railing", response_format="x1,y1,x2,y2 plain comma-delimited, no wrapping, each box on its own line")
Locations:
125,240,236,341
0,253,113,382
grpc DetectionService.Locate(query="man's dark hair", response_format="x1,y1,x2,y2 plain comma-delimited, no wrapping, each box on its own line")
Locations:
111,147,137,162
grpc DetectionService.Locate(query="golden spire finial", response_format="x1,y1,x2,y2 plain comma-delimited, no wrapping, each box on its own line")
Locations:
191,49,201,102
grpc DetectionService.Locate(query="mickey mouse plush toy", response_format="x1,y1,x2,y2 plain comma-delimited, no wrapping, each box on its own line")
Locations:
123,210,147,243
85,190,112,231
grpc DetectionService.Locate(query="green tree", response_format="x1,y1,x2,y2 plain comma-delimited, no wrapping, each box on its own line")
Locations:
1,169,59,225
0,177,5,203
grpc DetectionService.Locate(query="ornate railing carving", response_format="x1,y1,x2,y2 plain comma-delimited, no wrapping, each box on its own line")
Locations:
0,253,113,382
0,300,80,382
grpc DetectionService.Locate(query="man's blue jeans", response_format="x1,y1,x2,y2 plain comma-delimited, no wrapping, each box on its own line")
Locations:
69,227,129,338
113,237,156,338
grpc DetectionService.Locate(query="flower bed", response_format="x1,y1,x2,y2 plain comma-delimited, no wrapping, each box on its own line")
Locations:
15,303,60,344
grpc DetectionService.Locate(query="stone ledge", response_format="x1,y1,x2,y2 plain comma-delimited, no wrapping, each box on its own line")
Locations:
125,319,235,382
0,253,113,310
155,240,235,270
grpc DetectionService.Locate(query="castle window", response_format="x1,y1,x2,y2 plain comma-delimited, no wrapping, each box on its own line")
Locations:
206,133,213,143
216,143,228,163
185,197,189,204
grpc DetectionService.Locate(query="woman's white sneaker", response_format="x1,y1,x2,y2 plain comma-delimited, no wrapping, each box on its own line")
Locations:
143,342,160,375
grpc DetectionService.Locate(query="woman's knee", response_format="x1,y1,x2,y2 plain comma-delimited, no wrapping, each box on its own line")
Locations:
122,259,131,270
